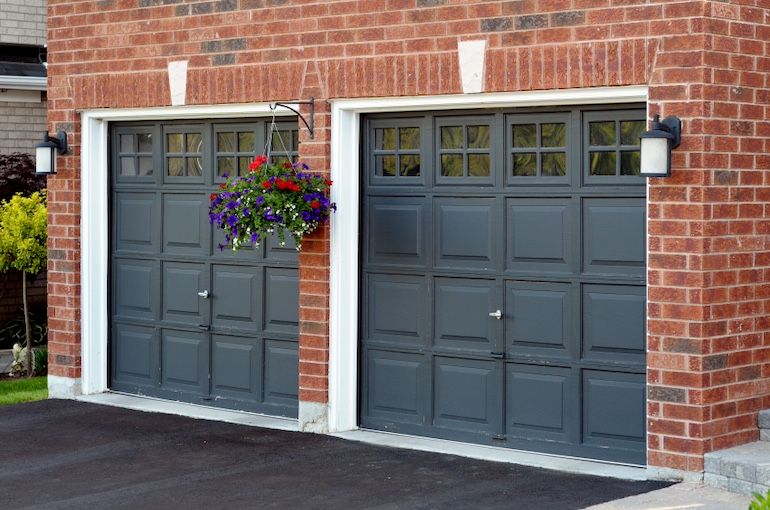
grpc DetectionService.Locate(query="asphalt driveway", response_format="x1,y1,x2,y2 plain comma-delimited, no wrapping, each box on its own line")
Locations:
1,400,670,509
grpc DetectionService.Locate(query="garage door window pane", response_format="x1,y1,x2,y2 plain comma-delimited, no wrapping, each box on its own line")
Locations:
441,154,463,177
218,132,235,153
590,122,616,146
168,157,184,176
620,151,640,176
468,126,490,149
542,153,566,177
590,152,616,176
188,157,202,176
376,128,396,151
120,157,136,176
513,153,537,176
468,154,490,177
376,155,397,176
218,157,234,177
168,133,183,153
400,155,420,177
513,124,536,148
441,126,463,149
620,121,645,146
400,128,420,150
186,133,202,153
541,123,566,148
120,134,134,153
238,132,255,152
138,157,153,176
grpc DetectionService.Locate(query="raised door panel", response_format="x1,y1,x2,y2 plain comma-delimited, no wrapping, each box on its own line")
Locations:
364,349,428,425
211,334,259,399
506,198,573,275
264,339,299,413
433,357,501,435
582,370,646,461
434,198,498,270
162,262,208,325
506,281,573,360
505,364,573,443
113,258,159,321
111,323,159,388
163,193,210,256
212,264,261,332
583,198,646,277
434,277,499,352
264,267,299,334
114,192,160,254
161,329,209,394
366,273,427,347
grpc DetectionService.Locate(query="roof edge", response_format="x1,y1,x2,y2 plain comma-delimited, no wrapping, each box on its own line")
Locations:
0,75,47,91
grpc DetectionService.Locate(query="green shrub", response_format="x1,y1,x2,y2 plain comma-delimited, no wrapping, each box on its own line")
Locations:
750,489,770,510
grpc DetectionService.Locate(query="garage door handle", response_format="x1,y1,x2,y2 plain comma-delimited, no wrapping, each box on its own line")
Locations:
489,309,502,320
197,290,210,299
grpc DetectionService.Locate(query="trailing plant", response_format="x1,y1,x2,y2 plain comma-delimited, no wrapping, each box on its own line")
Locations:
209,156,335,251
750,489,770,510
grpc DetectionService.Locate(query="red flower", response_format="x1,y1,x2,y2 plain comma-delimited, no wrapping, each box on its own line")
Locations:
310,201,321,209
249,155,268,172
210,193,217,201
261,181,272,189
325,179,333,186
219,182,227,189
282,162,292,169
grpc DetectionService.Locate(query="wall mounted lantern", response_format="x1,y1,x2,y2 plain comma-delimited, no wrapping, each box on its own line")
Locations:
639,114,681,178
35,131,67,175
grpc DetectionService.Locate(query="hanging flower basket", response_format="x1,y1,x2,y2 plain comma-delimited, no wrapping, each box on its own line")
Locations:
209,156,335,251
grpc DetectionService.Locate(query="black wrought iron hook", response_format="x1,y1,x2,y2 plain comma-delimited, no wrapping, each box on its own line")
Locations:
270,97,315,140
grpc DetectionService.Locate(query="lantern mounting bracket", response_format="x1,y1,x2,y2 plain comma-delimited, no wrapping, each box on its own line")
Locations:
270,98,315,140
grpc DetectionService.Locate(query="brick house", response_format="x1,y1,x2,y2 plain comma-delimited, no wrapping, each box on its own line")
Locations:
45,0,769,483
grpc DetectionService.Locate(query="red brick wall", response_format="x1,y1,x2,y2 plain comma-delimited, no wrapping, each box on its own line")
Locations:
46,0,770,472
646,2,770,472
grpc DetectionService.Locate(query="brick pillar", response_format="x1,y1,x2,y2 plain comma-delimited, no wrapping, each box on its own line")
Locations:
646,4,770,476
296,98,332,433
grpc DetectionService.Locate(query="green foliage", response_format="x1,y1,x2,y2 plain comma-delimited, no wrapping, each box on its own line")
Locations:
0,306,48,350
750,489,770,510
0,376,47,406
34,347,48,375
0,190,47,274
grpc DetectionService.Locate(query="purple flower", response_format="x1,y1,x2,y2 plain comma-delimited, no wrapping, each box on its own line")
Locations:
227,215,237,226
251,233,259,243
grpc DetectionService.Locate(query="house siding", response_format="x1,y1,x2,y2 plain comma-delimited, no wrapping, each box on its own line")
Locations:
46,0,770,475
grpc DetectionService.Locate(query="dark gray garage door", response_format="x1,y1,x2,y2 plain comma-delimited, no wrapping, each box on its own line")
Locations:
360,107,648,464
110,119,300,417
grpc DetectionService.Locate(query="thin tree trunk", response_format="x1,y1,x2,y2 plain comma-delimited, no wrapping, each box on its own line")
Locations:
23,271,32,377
